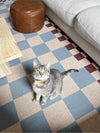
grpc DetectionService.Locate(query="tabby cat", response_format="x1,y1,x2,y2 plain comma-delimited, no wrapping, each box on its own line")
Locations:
32,60,78,105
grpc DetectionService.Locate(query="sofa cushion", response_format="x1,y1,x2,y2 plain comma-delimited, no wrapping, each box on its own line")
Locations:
41,0,100,27
74,6,100,51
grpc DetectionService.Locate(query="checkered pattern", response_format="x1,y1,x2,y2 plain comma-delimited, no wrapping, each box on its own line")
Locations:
0,1,100,132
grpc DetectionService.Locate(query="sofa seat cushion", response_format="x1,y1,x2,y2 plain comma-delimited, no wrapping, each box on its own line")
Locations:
74,6,100,51
42,0,100,27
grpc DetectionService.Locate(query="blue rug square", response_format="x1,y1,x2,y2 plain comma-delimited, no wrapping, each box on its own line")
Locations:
9,76,32,99
17,40,30,51
23,32,38,39
6,4,11,8
0,3,4,6
41,96,61,109
32,43,50,56
53,47,72,61
0,9,8,14
58,122,82,132
9,58,21,67
70,67,96,89
40,31,56,42
63,91,94,120
0,77,8,87
51,62,65,72
5,17,10,23
10,28,19,35
97,107,100,114
22,58,40,74
0,101,19,131
21,111,51,132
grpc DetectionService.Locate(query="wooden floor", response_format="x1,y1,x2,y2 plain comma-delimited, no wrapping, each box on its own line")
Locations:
0,18,22,78
0,63,12,78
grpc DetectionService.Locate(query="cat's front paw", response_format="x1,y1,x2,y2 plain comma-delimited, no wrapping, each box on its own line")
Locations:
32,98,36,104
41,100,46,105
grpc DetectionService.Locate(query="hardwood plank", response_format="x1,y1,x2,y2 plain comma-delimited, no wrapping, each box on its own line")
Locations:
0,63,12,78
0,18,22,64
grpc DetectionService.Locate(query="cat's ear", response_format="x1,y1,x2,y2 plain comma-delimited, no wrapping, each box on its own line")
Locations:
46,62,50,70
33,60,38,67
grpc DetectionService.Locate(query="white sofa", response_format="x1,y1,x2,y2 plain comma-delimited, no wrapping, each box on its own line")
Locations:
41,0,100,66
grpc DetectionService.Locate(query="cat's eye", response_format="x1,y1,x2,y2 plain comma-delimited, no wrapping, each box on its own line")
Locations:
37,70,39,72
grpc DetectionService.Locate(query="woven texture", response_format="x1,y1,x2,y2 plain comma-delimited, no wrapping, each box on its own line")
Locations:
0,0,100,132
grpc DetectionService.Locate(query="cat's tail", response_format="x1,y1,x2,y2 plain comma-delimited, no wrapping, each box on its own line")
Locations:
62,69,79,78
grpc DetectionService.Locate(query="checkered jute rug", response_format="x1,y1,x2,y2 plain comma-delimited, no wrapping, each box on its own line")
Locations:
0,0,100,132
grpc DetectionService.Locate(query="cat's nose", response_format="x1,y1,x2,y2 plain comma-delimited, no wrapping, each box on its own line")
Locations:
39,72,43,76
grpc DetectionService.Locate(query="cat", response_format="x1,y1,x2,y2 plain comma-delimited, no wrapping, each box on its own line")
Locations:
32,60,78,105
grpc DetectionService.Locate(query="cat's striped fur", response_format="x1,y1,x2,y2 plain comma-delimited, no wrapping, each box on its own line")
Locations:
32,60,78,105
